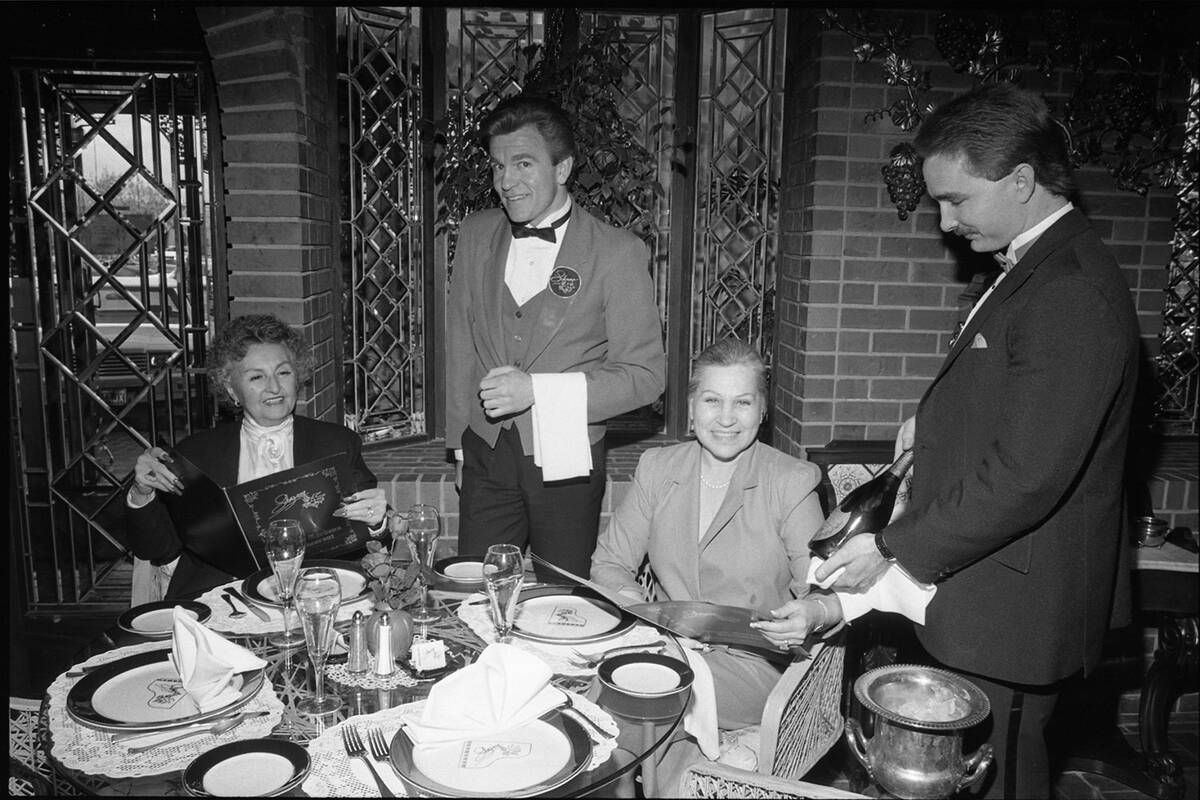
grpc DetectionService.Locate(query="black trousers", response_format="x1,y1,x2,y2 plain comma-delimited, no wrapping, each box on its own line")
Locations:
955,667,1061,800
458,426,607,582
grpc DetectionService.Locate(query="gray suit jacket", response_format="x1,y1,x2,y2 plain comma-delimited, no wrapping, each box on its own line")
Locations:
590,440,825,614
445,204,666,451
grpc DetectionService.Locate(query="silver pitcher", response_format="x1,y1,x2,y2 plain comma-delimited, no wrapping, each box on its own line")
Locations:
846,664,993,799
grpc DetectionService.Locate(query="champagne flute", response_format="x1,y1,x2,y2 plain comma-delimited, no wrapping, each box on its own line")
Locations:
295,567,343,715
483,544,524,643
405,504,441,624
263,519,305,649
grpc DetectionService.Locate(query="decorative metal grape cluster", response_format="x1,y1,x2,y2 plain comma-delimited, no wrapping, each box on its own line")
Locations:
881,144,925,221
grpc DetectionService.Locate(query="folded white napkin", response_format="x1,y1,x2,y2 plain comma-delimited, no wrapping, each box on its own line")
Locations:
406,643,562,744
681,646,720,760
530,372,592,481
170,606,267,712
806,558,937,625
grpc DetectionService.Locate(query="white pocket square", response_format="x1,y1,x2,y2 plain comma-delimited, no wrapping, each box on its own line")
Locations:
971,333,988,349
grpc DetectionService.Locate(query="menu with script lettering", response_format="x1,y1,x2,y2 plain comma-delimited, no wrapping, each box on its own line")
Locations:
161,451,370,576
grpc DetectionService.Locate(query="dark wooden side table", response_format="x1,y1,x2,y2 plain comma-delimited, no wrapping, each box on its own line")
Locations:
1058,541,1198,800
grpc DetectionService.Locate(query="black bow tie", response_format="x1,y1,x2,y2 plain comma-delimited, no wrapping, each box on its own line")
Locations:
511,209,571,243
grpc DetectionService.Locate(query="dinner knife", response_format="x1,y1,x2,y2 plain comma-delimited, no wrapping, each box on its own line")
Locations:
112,710,270,743
224,588,272,622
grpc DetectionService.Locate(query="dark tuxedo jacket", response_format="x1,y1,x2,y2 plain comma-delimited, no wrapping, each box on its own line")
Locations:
126,415,376,600
445,204,666,452
886,209,1139,686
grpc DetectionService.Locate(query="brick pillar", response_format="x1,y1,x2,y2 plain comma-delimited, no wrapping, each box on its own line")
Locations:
197,6,340,421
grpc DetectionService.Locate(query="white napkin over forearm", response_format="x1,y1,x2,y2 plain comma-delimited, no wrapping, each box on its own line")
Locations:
406,643,563,743
681,646,720,759
170,606,267,712
806,558,936,625
530,372,592,481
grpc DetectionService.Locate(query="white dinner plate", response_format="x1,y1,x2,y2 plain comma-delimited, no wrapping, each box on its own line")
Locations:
183,739,309,797
117,601,211,639
598,652,695,698
434,556,485,584
66,649,264,732
390,711,591,797
510,591,633,645
241,559,369,606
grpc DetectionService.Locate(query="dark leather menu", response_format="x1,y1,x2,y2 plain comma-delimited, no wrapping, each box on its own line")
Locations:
161,451,369,576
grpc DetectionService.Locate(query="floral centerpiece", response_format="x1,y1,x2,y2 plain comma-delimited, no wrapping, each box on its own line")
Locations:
359,514,423,657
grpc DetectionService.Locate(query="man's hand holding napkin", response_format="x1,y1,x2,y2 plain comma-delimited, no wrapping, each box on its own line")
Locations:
406,643,562,744
806,558,936,625
170,606,267,712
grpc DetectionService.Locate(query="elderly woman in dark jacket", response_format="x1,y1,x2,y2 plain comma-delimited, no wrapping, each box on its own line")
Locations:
126,314,387,599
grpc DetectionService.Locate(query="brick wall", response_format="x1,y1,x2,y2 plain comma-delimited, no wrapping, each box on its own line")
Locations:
773,8,1180,457
196,6,341,421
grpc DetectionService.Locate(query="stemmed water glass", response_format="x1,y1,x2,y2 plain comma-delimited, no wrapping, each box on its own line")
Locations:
263,519,306,649
295,567,343,715
483,544,524,643
405,504,441,624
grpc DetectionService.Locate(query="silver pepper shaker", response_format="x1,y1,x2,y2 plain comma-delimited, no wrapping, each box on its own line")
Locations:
347,610,370,674
373,613,395,676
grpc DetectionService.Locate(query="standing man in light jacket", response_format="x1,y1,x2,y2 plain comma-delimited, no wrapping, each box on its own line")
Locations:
445,95,666,580
817,84,1139,799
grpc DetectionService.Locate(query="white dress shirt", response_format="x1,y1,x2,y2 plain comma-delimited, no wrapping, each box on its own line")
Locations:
504,197,572,306
963,202,1074,331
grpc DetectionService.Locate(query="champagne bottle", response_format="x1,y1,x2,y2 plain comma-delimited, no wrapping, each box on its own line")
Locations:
810,450,914,560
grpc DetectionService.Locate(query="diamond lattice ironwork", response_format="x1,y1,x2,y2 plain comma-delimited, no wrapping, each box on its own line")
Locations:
581,13,677,331
11,66,214,609
692,10,785,357
1153,76,1200,435
341,7,426,442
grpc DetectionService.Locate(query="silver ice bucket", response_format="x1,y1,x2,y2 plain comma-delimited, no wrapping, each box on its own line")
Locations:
845,664,993,799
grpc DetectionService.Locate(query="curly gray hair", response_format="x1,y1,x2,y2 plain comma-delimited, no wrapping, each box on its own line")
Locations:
207,315,312,406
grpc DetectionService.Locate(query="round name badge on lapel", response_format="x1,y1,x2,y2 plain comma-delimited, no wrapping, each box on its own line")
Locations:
548,266,581,298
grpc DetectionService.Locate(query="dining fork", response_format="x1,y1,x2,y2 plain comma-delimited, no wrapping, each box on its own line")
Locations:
341,725,395,798
567,639,667,668
367,727,404,782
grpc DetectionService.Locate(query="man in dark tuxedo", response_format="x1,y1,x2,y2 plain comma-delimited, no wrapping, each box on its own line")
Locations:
445,96,665,579
817,84,1139,798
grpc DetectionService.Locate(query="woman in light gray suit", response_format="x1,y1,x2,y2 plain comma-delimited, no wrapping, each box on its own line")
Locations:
590,338,842,797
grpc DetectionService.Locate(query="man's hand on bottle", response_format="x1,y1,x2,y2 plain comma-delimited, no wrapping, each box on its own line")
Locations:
895,415,916,460
814,533,889,593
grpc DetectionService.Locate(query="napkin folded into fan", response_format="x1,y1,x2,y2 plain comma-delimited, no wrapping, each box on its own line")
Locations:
170,606,267,712
405,643,563,744
806,558,937,625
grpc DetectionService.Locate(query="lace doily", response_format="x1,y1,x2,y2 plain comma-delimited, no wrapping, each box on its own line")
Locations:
456,592,664,675
301,693,617,797
46,641,285,779
199,579,375,636
326,656,418,689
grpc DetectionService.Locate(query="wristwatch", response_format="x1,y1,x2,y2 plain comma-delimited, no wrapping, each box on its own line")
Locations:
875,532,897,563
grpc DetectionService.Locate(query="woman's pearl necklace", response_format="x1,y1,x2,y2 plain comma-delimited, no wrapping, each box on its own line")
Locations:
699,473,731,490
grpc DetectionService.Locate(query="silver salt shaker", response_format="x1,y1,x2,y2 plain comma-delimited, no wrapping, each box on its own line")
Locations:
347,610,370,674
373,613,395,676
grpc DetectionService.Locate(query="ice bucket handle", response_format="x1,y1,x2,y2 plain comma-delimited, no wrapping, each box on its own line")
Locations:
956,743,994,794
844,718,872,773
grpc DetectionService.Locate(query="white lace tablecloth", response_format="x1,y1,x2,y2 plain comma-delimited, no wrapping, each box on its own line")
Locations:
301,692,618,797
46,641,285,779
199,578,376,636
457,591,664,675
